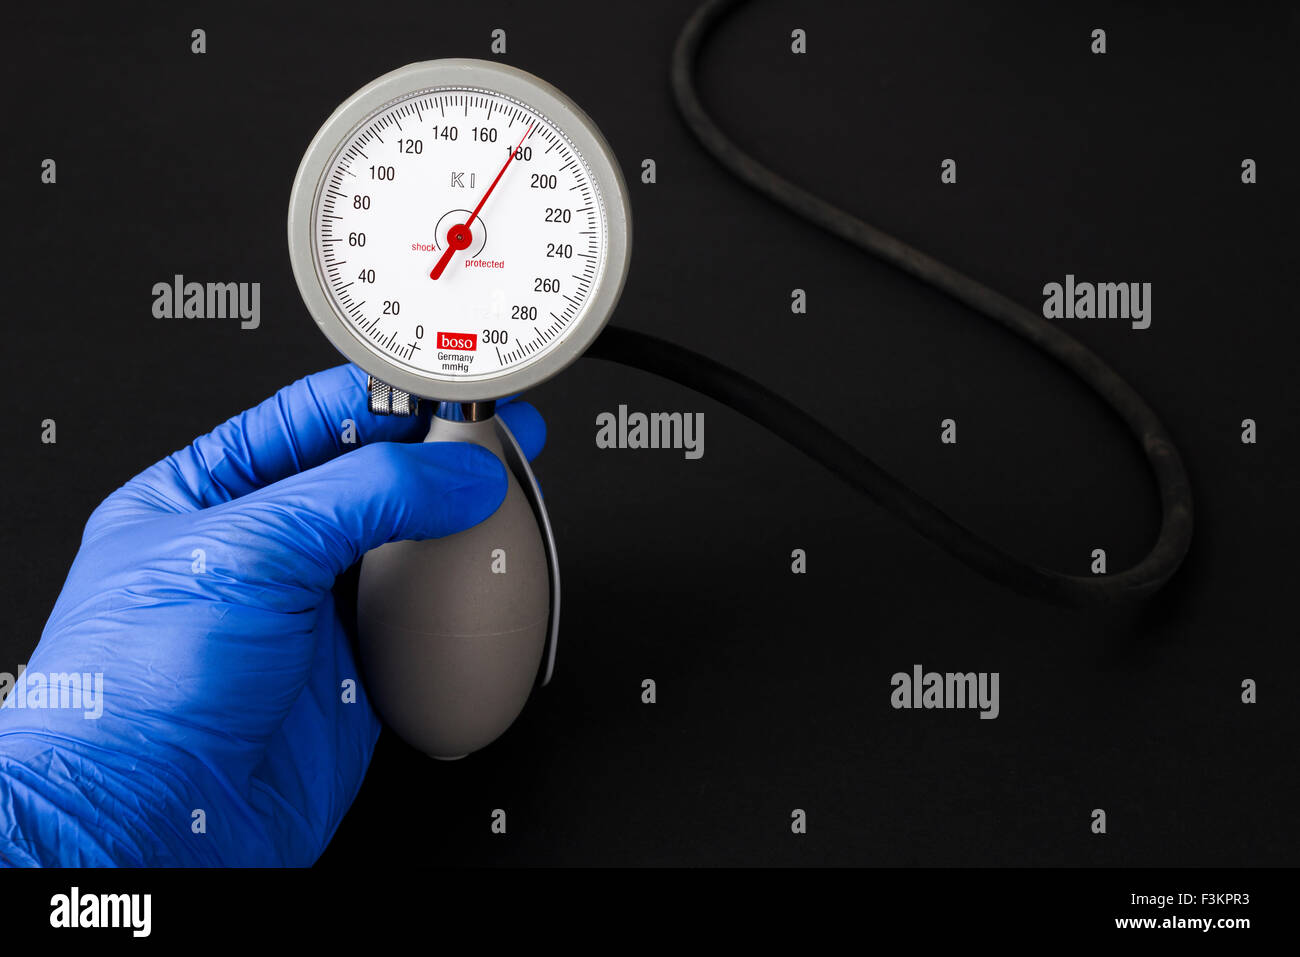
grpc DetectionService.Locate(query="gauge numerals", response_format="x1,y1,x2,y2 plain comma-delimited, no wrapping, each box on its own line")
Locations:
313,89,607,382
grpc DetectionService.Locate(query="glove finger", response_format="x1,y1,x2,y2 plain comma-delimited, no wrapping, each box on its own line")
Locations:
190,440,507,605
495,400,546,462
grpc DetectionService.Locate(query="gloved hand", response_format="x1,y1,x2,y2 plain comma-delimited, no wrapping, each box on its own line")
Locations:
0,365,545,866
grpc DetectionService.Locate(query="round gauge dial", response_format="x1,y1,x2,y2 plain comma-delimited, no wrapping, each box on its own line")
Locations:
289,60,631,401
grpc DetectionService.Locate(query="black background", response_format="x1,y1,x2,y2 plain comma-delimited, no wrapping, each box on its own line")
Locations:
5,0,1297,866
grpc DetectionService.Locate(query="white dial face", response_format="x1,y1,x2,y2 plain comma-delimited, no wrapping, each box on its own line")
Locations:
312,88,608,383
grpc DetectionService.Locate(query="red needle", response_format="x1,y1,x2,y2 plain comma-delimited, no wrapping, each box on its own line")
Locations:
430,122,535,280
429,227,469,280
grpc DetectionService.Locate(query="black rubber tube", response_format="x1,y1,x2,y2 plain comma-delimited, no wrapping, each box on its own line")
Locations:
588,0,1193,606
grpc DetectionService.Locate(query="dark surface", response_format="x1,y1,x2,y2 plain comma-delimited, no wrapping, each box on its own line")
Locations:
5,0,1297,865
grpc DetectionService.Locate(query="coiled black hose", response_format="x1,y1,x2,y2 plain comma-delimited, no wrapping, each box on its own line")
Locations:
587,0,1193,605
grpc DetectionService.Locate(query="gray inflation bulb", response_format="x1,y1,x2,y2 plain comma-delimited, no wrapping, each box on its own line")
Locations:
357,413,554,759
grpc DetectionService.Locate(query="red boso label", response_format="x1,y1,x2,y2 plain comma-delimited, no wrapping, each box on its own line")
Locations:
437,332,478,351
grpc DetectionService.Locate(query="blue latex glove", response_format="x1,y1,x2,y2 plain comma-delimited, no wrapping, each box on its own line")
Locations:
0,365,545,866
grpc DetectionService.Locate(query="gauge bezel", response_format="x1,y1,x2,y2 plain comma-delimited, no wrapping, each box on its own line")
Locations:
288,59,632,401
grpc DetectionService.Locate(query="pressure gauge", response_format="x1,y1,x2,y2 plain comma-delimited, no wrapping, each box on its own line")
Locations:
288,58,632,402
286,60,631,760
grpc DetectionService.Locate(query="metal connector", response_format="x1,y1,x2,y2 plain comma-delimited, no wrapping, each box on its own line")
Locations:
368,376,419,416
